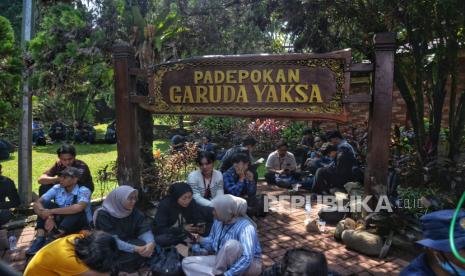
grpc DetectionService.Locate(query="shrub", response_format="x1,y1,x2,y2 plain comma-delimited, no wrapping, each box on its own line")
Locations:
280,121,307,150
247,119,286,153
192,117,248,147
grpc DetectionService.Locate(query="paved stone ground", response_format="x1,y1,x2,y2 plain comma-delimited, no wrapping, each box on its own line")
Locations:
1,182,414,275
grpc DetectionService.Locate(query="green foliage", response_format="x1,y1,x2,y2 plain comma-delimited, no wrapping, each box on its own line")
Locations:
280,121,306,150
247,119,286,153
193,117,248,146
29,3,113,123
0,0,22,44
0,15,22,135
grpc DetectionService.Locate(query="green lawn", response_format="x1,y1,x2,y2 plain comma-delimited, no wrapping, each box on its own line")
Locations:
0,137,170,199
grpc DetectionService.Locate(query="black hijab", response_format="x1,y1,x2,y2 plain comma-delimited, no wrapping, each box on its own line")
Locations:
168,182,193,204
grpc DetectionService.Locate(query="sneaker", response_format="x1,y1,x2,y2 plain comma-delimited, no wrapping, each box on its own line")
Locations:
25,236,46,256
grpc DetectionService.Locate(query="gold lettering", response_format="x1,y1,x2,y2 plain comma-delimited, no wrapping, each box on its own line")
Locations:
295,84,309,103
183,86,194,103
238,70,249,83
208,86,221,103
309,84,323,103
276,69,286,83
194,71,203,84
288,69,299,83
250,70,261,83
226,70,237,84
196,86,208,103
253,85,267,102
236,85,248,103
263,69,273,83
223,85,236,103
266,85,279,102
169,86,182,103
203,71,213,84
280,85,294,103
214,71,225,83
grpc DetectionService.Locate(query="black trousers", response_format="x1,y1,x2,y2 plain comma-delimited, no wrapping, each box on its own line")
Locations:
0,210,12,227
115,239,148,273
312,166,352,194
36,202,89,234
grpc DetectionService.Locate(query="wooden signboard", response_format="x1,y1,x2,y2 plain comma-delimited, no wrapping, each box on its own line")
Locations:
143,50,351,122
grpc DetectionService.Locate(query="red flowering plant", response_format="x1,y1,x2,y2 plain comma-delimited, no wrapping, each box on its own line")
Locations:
247,119,286,153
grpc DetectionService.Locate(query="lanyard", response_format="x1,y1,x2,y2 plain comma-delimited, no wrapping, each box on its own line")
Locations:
216,224,233,252
202,174,212,199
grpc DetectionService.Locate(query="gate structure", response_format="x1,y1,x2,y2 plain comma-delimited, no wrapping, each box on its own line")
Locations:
113,33,396,198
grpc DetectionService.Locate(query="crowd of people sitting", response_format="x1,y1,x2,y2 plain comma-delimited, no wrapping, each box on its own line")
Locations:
31,118,117,146
1,127,459,275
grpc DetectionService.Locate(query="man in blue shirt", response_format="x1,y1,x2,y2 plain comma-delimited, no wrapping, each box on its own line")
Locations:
26,166,92,256
223,153,256,199
400,209,465,276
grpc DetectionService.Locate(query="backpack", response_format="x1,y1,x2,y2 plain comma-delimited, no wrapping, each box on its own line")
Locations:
150,246,183,276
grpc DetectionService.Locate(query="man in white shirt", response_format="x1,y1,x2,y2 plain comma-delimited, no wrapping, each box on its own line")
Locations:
264,141,298,188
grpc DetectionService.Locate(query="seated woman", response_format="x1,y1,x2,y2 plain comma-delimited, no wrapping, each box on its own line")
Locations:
182,194,262,276
188,151,224,207
24,231,118,276
94,185,155,274
153,182,214,246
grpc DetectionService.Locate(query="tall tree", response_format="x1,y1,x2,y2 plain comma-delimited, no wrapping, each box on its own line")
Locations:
0,16,22,135
263,0,465,169
28,2,113,122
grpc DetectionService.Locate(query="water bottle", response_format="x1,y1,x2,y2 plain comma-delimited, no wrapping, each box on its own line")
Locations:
305,197,312,219
191,243,201,256
8,235,17,251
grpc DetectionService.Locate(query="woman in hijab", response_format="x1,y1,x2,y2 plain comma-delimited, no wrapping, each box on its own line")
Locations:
94,185,155,273
182,194,262,276
153,181,214,246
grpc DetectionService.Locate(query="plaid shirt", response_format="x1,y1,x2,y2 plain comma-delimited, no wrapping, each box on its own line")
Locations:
222,167,256,196
201,218,261,276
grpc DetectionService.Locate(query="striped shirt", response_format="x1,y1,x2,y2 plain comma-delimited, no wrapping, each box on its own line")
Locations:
201,218,262,276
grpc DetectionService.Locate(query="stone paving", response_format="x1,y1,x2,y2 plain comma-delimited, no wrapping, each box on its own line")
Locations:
1,182,414,275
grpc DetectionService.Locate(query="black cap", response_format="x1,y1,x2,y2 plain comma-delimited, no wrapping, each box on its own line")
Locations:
58,167,82,178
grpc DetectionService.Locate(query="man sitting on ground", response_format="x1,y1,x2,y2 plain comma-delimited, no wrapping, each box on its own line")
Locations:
400,209,465,276
222,153,257,199
312,131,359,194
171,134,187,152
38,144,94,196
301,143,337,190
0,164,20,227
26,167,93,256
296,128,314,167
80,121,96,144
264,141,298,188
49,118,67,143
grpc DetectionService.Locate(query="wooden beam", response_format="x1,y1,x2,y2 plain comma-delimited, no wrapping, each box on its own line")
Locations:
343,94,371,103
113,42,141,188
364,33,396,197
350,63,374,73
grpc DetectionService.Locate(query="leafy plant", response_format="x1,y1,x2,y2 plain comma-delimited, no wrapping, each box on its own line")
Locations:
142,142,199,201
247,119,286,153
280,121,306,150
0,16,22,136
192,117,248,147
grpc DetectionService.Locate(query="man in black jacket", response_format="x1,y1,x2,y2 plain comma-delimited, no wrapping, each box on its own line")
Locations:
0,164,20,226
312,131,359,194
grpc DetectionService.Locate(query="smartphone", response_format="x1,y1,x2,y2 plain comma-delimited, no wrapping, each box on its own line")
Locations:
195,222,206,234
